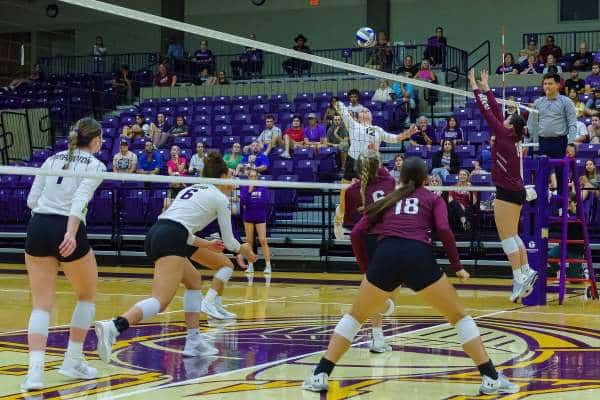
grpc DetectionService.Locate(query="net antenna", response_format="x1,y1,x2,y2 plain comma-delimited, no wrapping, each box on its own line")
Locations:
58,0,537,114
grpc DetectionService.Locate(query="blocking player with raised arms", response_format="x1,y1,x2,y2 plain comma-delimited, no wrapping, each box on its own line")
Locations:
94,151,257,363
303,157,519,395
22,118,106,391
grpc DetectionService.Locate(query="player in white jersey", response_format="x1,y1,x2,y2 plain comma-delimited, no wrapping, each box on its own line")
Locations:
94,152,257,363
334,98,417,238
22,118,106,391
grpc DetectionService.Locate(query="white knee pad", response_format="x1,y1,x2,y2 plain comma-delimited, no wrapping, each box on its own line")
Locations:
28,309,50,336
333,314,362,342
70,301,95,330
514,235,525,249
214,266,233,283
501,237,519,256
382,299,395,317
183,290,203,313
455,316,480,345
135,298,161,321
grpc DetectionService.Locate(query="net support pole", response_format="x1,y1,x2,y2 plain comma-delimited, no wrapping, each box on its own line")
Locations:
501,25,506,116
522,156,549,306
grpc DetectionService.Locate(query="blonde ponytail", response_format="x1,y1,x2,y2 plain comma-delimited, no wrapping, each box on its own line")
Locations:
356,149,381,211
62,117,102,170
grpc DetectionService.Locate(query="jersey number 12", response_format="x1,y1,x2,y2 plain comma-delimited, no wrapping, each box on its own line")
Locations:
395,198,419,215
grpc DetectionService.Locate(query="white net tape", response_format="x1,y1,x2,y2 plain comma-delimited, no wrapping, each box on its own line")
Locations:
58,0,537,114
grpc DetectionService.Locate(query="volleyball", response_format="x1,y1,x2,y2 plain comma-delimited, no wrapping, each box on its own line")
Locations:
356,27,375,48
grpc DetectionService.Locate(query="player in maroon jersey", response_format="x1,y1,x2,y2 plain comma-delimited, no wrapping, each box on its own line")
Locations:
343,149,397,353
469,68,538,303
303,157,519,395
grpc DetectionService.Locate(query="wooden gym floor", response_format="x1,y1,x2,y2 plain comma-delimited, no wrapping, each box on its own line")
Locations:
0,263,600,399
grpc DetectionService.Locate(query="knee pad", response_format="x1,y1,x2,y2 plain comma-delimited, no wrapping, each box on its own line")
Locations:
514,235,525,249
382,299,395,317
501,237,519,256
455,315,480,345
70,301,95,330
333,314,362,342
214,266,233,283
183,290,203,313
135,298,161,321
28,309,50,336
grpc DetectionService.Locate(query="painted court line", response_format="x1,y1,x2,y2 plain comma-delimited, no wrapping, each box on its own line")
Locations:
102,308,509,400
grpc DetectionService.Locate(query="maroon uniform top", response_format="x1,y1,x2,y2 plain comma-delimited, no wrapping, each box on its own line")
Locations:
343,167,396,228
350,187,462,272
474,89,524,192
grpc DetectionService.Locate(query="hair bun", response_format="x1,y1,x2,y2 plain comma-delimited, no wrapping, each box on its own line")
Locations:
206,150,222,160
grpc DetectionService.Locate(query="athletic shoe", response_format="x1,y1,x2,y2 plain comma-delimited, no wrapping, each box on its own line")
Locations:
245,264,254,274
302,372,329,392
21,363,43,391
182,334,219,357
479,373,520,394
58,356,97,379
369,336,392,353
215,297,237,319
264,265,272,275
510,269,538,303
281,151,291,159
95,319,119,363
201,296,228,320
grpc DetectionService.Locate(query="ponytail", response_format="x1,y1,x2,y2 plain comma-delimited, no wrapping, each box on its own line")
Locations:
510,114,526,141
356,149,380,211
63,117,101,170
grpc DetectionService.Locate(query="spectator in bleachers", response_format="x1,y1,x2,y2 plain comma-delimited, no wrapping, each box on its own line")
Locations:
166,36,185,74
282,34,312,77
388,154,404,184
585,63,600,93
586,89,600,115
470,160,489,175
543,54,562,74
216,70,230,85
164,145,188,210
565,68,586,95
281,115,305,159
409,116,435,147
112,65,132,105
371,79,392,102
573,118,588,143
154,63,177,87
520,55,539,75
121,114,145,140
238,141,269,174
92,35,107,73
192,40,215,74
389,90,416,130
231,33,263,80
518,39,539,63
587,116,600,143
224,142,243,171
254,115,283,156
113,140,137,174
396,55,419,76
431,139,460,182
415,59,438,105
568,89,586,118
573,42,594,72
448,169,477,232
424,26,447,66
391,74,416,101
366,31,393,72
580,160,599,201
539,35,563,63
137,141,163,175
347,89,367,118
441,116,464,144
428,174,444,197
189,142,205,176
504,98,519,119
304,113,327,150
149,113,171,149
322,97,338,127
496,53,520,75
478,137,493,171
326,113,349,170
168,115,189,137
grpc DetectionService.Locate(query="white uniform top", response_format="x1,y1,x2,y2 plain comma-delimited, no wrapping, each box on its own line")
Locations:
27,149,106,224
338,102,399,160
158,183,241,252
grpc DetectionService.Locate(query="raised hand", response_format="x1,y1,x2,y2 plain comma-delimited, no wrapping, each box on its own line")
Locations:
468,68,477,89
479,69,490,91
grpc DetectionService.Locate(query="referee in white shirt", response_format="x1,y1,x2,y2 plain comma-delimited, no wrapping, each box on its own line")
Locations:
22,117,106,391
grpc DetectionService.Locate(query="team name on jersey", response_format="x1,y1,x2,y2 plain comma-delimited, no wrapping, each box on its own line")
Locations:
478,93,491,111
52,153,92,164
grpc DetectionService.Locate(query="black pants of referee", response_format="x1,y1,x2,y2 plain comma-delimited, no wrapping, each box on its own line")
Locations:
539,135,568,194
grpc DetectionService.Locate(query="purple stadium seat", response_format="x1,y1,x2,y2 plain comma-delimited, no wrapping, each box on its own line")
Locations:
9,188,30,223
214,96,231,105
173,136,192,148
18,175,35,187
428,145,441,158
241,124,260,136
192,125,211,136
360,90,374,100
468,131,490,145
454,108,473,120
577,144,600,159
250,94,269,104
161,97,177,105
526,86,542,97
54,137,68,151
460,119,481,132
336,90,349,101
271,159,293,177
365,101,383,111
179,148,192,159
277,103,294,113
445,174,458,185
177,105,193,116
195,136,213,148
470,173,492,186
213,105,231,115
293,147,313,160
213,114,232,124
270,94,288,104
232,113,251,127
460,158,475,169
97,150,111,164
456,145,475,158
140,98,159,107
213,125,233,136
253,103,271,114
506,86,525,97
317,147,338,181
232,104,250,114
314,92,333,102
31,150,51,163
274,175,298,207
141,106,157,115
120,189,149,225
193,115,211,126
158,106,175,116
147,189,167,222
242,135,258,146
120,115,134,126
195,96,213,106
0,174,19,187
405,145,426,158
232,95,248,105
221,136,240,150
295,160,319,182
194,105,213,115
88,190,114,225
297,102,317,113
294,93,314,103
176,97,194,107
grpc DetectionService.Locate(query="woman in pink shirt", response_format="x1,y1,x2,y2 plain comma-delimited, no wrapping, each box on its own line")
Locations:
164,145,188,210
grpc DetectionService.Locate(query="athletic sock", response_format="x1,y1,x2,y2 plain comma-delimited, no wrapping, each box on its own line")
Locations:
187,328,200,337
65,341,83,358
314,357,336,376
521,264,532,275
512,268,525,283
372,327,384,339
205,288,218,302
113,316,130,333
477,360,499,380
29,350,44,366
265,261,271,268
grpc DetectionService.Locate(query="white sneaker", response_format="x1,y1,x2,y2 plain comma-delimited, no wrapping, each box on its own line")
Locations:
479,373,520,394
302,372,329,392
95,319,119,363
215,297,237,319
245,264,254,274
182,334,219,357
58,356,97,379
264,265,272,275
369,336,392,353
21,363,44,392
201,296,227,320
281,151,291,159
510,269,538,303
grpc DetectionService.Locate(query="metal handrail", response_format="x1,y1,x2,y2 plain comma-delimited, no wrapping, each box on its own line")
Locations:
522,30,600,54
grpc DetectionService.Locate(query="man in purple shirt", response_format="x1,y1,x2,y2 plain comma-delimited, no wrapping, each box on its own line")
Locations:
585,63,600,93
304,113,326,149
193,40,215,74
